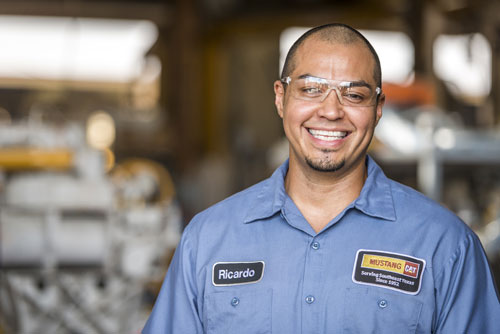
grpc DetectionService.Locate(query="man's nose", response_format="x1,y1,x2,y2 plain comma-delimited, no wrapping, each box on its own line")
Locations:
317,88,345,119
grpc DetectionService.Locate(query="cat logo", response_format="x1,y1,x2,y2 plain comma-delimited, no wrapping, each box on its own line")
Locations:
352,250,425,295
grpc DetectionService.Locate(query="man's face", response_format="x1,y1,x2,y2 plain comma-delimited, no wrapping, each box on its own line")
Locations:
274,38,384,174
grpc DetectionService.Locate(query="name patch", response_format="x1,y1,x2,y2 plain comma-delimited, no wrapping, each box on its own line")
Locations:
212,261,265,286
352,249,425,295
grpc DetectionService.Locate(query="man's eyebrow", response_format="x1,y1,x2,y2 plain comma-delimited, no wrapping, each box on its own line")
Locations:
343,80,373,89
298,73,315,80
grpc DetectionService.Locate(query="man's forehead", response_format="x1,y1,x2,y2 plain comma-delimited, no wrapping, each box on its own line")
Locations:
292,39,374,74
297,36,370,59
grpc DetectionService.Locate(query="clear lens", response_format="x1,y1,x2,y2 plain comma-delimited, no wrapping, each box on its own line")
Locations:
284,76,380,107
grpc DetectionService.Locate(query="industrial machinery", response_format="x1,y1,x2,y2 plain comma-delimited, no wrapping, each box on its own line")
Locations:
0,119,181,333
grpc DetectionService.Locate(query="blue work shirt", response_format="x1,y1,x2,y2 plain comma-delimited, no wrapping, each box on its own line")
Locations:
143,156,500,333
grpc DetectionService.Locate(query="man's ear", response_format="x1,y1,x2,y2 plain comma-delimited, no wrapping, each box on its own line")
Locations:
274,80,285,119
375,92,385,126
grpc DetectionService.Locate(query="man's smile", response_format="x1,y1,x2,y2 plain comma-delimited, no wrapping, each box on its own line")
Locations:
307,128,349,141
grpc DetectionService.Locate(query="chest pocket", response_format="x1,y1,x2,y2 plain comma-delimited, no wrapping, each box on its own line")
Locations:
204,288,273,334
343,287,423,334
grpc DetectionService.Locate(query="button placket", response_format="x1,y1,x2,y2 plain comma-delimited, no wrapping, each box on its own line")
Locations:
301,235,325,333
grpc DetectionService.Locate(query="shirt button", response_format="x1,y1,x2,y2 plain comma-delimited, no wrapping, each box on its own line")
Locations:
378,299,388,308
305,295,315,304
311,241,320,250
231,297,240,307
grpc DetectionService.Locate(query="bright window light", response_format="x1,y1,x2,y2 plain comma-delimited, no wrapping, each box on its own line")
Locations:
360,30,414,84
279,27,414,84
0,16,158,82
433,33,491,99
87,111,116,149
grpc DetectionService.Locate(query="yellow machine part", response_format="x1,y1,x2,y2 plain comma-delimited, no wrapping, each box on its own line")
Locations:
0,148,73,170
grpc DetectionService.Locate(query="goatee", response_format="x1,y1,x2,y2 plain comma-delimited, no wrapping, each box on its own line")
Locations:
305,156,345,172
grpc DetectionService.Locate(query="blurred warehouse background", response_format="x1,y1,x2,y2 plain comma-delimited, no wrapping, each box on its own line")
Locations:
1,0,500,332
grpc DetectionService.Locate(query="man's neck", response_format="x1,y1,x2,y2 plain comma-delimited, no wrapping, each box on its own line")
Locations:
285,157,367,233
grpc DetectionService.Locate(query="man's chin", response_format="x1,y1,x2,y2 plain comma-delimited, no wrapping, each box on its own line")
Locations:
305,158,345,173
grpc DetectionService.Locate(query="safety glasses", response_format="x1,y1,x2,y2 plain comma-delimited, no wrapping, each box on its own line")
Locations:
281,75,381,107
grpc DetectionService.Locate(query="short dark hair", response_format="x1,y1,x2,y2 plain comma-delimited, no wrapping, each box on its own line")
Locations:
281,23,382,87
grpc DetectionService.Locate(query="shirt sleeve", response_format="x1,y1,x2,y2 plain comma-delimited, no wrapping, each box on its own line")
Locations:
434,232,500,333
142,227,203,334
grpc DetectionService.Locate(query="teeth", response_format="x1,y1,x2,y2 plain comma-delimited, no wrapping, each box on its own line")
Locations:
309,129,347,141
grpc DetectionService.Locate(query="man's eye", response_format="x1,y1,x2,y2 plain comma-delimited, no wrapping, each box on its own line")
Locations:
344,93,364,101
302,87,322,94
342,89,370,103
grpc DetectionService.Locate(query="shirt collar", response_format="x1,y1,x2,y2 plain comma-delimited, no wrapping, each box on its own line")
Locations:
354,156,396,221
243,155,396,224
243,160,289,223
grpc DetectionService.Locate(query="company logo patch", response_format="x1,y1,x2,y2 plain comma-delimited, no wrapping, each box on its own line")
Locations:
352,250,425,295
212,261,264,286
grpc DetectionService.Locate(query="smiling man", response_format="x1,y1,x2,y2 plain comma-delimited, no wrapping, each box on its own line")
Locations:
143,23,500,333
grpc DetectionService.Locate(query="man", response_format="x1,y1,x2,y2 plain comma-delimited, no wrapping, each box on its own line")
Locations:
144,23,500,333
